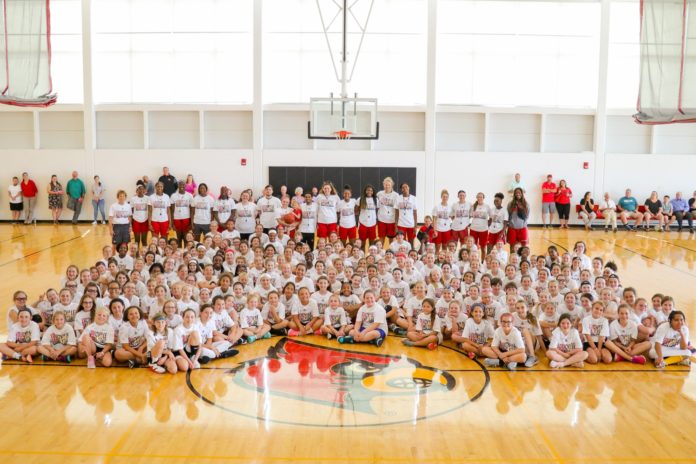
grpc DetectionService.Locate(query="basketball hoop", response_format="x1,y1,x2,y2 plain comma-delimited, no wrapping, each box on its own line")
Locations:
334,130,352,140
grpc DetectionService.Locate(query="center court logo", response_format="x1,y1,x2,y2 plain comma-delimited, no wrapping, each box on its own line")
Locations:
187,338,488,427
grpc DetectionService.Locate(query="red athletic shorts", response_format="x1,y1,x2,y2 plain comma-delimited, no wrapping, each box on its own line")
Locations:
173,218,190,232
487,230,506,246
452,229,469,243
507,227,528,246
359,223,377,241
339,226,357,241
316,222,337,238
151,220,169,236
377,221,396,239
469,229,489,250
432,230,451,245
397,226,415,242
132,220,148,234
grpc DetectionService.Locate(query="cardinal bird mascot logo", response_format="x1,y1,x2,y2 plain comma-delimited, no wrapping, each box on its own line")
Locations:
187,338,486,427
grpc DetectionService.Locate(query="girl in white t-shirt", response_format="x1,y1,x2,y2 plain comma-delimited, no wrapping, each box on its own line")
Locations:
481,312,527,370
395,182,418,245
38,311,77,362
147,313,184,374
582,301,612,364
650,310,692,368
79,306,115,368
340,290,388,347
299,193,318,249
512,301,541,367
234,191,257,239
239,294,271,342
115,306,150,367
546,313,588,369
316,182,340,239
358,184,378,244
402,298,441,350
0,308,40,363
321,294,351,339
453,303,493,359
175,309,202,370
469,193,492,259
263,290,290,335
605,304,650,364
288,287,321,336
432,189,452,252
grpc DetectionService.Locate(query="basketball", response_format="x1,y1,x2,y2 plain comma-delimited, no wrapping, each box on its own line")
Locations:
282,212,297,224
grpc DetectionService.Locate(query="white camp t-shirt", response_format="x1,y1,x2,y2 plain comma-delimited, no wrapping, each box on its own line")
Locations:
292,299,320,325
148,194,171,222
549,328,582,353
376,191,399,224
215,198,236,224
415,312,441,335
609,319,638,346
488,207,508,234
338,199,357,228
432,204,451,232
652,323,690,348
581,315,610,343
235,202,257,234
257,196,282,229
470,203,492,232
356,303,388,333
170,192,193,220
316,194,339,224
109,202,132,225
324,306,349,328
118,320,149,349
450,201,472,231
357,197,377,227
299,203,318,234
7,321,41,344
462,318,494,345
239,308,264,329
396,195,417,228
129,195,149,223
81,322,115,348
41,324,77,348
193,194,215,224
492,326,525,351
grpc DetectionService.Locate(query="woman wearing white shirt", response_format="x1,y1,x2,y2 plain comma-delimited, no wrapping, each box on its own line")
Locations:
450,190,471,246
358,184,378,245
235,190,257,241
395,182,418,247
376,177,400,246
299,192,318,250
130,184,150,249
214,186,236,226
487,193,508,254
192,183,215,241
337,185,357,243
432,189,452,252
469,193,492,259
315,182,340,240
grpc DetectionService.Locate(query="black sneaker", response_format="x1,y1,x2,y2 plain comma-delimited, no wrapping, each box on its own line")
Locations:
220,349,239,358
127,359,138,369
199,356,211,364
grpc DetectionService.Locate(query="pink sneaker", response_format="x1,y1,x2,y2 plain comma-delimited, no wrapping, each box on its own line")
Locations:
468,351,475,360
288,329,300,337
427,342,438,350
631,355,646,365
314,329,322,335
87,355,96,369
614,354,623,362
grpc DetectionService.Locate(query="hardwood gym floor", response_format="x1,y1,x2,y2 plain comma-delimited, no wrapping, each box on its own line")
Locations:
0,224,695,464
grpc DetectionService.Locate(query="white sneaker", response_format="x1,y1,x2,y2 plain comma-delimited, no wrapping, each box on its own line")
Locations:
549,360,562,369
150,364,166,374
484,358,500,367
92,221,97,225
193,360,201,369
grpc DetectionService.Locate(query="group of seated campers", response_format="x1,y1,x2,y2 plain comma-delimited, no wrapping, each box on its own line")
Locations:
1,177,692,373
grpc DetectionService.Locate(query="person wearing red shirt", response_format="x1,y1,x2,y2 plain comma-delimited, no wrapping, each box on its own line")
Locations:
20,172,38,224
541,174,557,229
554,179,573,229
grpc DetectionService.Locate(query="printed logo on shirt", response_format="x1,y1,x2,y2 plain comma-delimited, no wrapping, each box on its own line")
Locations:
50,332,69,346
15,330,32,343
